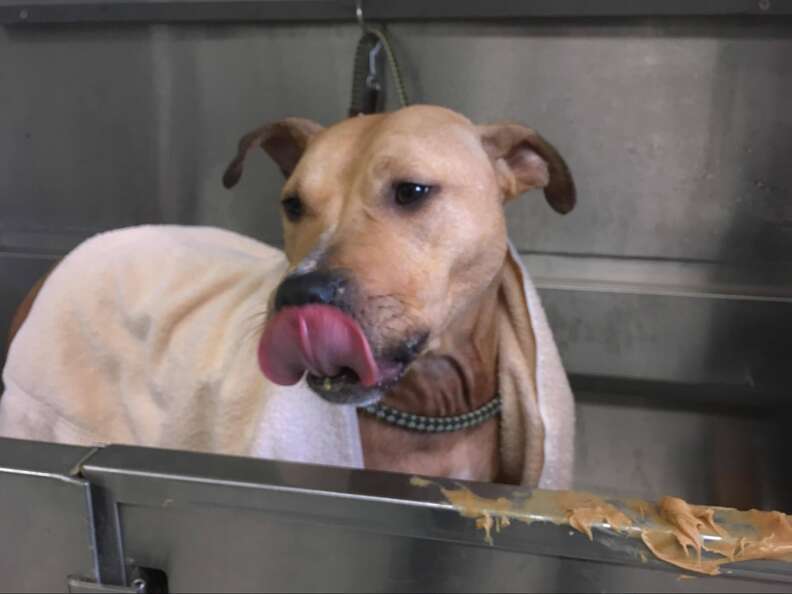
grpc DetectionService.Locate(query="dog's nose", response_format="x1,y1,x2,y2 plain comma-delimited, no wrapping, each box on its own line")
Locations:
274,271,349,310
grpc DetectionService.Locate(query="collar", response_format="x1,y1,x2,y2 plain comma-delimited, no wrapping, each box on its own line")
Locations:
361,395,501,433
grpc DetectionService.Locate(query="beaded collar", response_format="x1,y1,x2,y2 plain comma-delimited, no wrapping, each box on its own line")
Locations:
362,395,502,433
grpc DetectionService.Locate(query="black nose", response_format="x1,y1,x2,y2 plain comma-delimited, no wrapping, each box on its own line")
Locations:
274,271,349,311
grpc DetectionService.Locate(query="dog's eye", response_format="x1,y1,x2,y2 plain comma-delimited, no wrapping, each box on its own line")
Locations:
281,196,304,222
394,182,433,207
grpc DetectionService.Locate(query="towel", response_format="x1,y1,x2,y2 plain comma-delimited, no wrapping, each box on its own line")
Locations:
0,226,573,487
499,243,575,489
0,226,363,469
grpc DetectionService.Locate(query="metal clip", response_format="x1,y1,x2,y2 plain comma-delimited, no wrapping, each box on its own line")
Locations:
366,40,383,92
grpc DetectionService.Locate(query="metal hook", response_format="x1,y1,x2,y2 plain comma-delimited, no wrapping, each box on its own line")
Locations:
356,0,367,32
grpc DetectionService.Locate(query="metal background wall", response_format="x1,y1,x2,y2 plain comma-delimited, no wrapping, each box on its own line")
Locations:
1,16,790,508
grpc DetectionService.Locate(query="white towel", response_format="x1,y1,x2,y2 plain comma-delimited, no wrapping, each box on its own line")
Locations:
502,243,575,489
0,226,363,469
0,226,573,486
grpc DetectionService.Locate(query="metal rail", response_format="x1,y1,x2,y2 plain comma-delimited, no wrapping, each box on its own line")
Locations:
2,436,792,592
0,0,789,26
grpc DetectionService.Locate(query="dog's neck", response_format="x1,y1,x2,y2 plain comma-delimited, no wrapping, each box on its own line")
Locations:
381,272,501,417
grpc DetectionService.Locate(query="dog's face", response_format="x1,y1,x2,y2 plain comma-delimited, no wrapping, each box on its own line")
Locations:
224,105,575,405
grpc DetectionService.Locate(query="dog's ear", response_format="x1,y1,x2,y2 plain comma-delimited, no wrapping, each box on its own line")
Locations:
479,124,576,214
222,118,324,189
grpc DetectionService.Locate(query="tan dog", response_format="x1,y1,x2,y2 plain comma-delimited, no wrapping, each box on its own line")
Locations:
222,105,575,483
7,105,575,486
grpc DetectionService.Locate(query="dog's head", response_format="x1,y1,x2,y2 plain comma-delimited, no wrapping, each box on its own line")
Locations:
224,105,575,405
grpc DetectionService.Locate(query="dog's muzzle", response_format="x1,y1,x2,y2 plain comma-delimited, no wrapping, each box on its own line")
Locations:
259,270,426,405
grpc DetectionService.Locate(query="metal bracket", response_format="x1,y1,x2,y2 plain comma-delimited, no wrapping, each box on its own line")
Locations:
68,567,168,594
68,578,144,594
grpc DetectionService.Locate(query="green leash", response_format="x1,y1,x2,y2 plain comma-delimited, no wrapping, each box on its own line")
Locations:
349,2,409,116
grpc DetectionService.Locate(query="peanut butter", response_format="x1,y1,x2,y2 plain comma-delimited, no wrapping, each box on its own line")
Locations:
412,477,792,576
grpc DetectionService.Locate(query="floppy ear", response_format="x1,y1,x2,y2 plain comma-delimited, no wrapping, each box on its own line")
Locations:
479,123,576,214
222,117,324,189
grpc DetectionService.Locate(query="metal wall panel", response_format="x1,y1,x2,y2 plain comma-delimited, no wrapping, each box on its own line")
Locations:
0,23,355,249
2,20,789,388
573,396,792,512
0,254,55,351
2,20,790,260
542,288,791,398
0,439,98,593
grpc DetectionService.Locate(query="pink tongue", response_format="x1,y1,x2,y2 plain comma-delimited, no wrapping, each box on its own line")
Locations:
258,304,379,387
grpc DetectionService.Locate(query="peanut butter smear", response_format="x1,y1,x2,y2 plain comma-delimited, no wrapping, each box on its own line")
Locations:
410,476,525,543
556,491,632,541
410,477,792,576
641,496,792,575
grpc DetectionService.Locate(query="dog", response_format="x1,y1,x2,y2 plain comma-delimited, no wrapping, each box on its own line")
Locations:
4,105,575,486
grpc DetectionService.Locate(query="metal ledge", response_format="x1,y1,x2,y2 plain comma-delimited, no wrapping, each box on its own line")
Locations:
81,443,792,589
2,437,792,591
0,0,790,26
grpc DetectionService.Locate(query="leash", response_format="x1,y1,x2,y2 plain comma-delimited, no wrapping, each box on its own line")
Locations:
349,0,410,117
362,395,502,433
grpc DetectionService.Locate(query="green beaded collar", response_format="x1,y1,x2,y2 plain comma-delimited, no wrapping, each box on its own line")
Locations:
361,395,502,433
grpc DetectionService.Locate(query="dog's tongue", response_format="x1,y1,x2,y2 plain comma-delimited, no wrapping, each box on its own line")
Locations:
258,304,379,387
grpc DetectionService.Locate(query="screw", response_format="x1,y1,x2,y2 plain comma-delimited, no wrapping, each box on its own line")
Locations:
759,0,771,11
18,9,28,19
131,578,148,594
